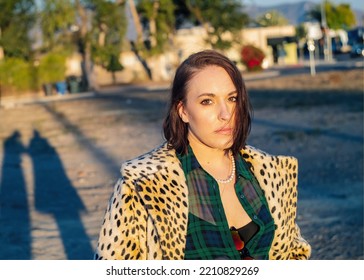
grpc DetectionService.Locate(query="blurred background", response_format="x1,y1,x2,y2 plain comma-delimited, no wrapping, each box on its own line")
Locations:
0,0,363,260
0,0,363,95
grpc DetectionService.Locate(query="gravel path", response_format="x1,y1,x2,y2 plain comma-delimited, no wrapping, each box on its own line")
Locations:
0,68,362,260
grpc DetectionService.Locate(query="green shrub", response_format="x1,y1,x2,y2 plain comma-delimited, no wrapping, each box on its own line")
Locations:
38,52,67,84
0,58,36,94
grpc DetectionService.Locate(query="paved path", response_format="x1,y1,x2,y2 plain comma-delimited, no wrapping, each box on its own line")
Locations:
0,80,362,260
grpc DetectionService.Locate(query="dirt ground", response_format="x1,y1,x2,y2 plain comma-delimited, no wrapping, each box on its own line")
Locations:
246,68,363,91
0,68,362,260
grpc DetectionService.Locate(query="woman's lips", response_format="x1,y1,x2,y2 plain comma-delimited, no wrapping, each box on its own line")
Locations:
215,127,233,135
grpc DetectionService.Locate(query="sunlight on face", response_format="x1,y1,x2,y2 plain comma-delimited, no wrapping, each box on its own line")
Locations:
178,66,237,152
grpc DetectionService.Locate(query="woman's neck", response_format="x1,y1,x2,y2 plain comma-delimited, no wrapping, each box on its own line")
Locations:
188,135,230,165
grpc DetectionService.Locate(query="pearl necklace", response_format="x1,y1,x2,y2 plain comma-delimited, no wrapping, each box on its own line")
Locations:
215,154,236,184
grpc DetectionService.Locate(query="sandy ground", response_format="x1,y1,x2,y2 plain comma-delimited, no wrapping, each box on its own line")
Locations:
0,68,362,260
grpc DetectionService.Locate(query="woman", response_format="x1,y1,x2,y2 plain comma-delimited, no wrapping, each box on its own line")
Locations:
94,50,311,260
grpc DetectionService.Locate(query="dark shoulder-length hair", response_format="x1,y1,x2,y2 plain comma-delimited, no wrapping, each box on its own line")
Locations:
163,49,252,155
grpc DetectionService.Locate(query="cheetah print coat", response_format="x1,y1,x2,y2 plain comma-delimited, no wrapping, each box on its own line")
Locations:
95,142,311,260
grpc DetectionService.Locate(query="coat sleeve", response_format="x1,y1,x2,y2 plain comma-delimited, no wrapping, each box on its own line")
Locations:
94,178,145,260
278,156,311,260
272,155,311,260
289,223,311,259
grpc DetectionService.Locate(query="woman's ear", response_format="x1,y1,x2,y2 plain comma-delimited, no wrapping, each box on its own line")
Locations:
177,101,189,123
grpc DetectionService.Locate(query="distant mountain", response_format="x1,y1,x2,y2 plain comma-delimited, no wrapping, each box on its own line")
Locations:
243,1,363,27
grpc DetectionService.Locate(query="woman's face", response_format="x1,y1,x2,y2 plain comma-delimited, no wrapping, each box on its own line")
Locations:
178,66,237,151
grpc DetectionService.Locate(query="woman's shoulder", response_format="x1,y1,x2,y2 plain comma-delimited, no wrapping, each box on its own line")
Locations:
242,145,297,161
241,145,298,172
120,142,181,179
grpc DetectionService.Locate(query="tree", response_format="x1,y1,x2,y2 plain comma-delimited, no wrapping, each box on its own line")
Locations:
39,0,76,51
185,0,248,50
137,0,176,55
37,0,127,89
333,4,357,29
0,0,36,96
307,1,356,30
256,10,289,27
89,0,127,72
173,0,195,29
0,0,36,60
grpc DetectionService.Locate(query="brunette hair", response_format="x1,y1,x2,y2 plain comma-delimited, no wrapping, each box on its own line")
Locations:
163,49,252,155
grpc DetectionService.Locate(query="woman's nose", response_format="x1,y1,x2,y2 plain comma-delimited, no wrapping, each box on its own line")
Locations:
218,102,231,120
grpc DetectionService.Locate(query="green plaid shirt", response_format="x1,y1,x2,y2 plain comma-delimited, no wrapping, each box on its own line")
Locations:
177,146,275,260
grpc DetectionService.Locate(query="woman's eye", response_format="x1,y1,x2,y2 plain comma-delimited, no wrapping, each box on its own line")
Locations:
229,96,237,102
201,99,212,105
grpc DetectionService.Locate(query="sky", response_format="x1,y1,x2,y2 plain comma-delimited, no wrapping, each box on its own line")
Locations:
248,0,363,11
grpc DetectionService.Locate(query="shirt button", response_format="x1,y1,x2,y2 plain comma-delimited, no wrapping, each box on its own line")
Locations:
240,194,244,199
253,215,257,220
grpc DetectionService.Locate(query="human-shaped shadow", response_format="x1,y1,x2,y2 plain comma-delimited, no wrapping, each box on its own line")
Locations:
28,130,93,259
0,131,31,259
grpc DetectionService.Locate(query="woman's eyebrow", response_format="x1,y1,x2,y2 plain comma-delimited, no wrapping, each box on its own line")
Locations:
227,90,238,96
197,90,237,98
197,93,215,98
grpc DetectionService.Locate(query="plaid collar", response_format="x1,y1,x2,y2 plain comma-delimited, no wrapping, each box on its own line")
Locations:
178,145,253,180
